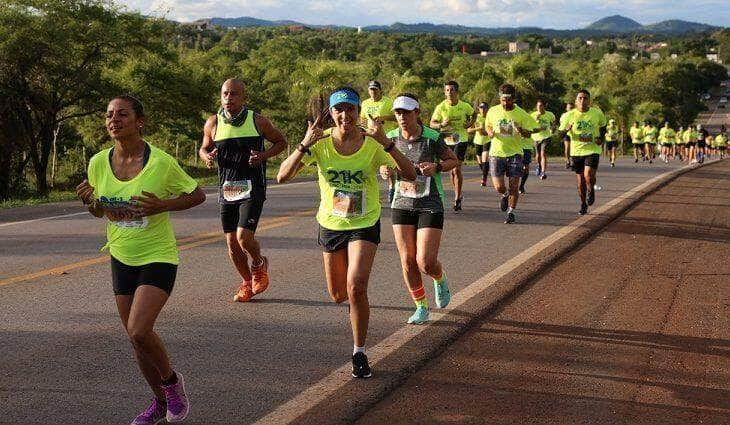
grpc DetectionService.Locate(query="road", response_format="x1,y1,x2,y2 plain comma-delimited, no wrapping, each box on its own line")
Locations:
0,158,717,424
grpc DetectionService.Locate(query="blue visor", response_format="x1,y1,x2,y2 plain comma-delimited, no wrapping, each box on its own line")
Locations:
329,89,360,108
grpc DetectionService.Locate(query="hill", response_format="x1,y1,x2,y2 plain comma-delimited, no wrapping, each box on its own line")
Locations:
585,15,642,32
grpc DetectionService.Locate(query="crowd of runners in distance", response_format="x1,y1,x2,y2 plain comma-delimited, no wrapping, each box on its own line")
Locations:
75,78,726,424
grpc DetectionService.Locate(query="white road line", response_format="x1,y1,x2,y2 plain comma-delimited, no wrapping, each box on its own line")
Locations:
0,212,88,228
254,162,701,425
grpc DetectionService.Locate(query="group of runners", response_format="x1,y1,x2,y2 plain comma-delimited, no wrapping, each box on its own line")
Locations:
75,77,720,424
629,122,727,164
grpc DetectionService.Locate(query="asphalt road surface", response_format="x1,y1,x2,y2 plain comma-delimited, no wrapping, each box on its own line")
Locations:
0,158,719,424
358,159,730,425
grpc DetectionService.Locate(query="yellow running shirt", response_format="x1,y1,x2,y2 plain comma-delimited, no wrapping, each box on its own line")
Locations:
431,100,474,145
302,135,395,231
715,134,727,147
486,104,538,158
643,126,658,144
630,126,644,144
659,127,675,144
361,96,397,133
530,110,556,142
473,114,490,146
605,122,619,141
559,107,607,156
87,144,199,266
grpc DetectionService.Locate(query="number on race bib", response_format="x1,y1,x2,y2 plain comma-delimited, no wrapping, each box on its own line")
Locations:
222,180,252,202
332,189,365,218
398,176,431,199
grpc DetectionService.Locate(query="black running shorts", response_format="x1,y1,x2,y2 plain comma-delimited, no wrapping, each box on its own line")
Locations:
391,209,444,229
221,198,265,233
318,221,381,253
571,154,600,174
111,256,177,296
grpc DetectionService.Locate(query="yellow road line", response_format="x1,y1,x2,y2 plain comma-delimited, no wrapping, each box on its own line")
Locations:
0,209,315,288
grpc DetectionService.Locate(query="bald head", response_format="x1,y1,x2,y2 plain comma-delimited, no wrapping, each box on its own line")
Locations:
221,78,246,115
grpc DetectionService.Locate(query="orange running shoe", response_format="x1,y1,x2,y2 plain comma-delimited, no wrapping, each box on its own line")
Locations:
251,256,269,295
233,280,253,302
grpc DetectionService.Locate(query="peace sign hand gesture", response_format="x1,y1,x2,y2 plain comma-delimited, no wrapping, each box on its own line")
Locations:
363,114,389,145
302,115,325,148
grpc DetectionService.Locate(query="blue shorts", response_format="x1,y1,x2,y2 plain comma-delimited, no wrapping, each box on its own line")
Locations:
490,154,523,178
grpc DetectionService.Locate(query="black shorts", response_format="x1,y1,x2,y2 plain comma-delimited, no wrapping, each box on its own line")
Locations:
447,143,468,162
318,221,380,253
475,144,487,156
111,256,177,296
661,143,672,147
718,146,726,151
522,149,532,165
687,142,696,147
535,137,551,149
221,198,265,233
605,141,618,150
391,209,444,229
633,143,645,148
571,154,600,174
697,141,706,148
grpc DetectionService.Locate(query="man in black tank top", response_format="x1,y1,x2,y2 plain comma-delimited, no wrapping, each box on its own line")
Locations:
199,79,287,302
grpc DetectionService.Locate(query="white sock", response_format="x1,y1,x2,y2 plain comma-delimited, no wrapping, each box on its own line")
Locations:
353,345,365,355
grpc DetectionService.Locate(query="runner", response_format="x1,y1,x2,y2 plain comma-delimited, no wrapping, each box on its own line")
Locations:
361,80,397,202
468,102,490,186
518,125,534,194
558,89,607,215
429,80,475,211
276,87,416,378
629,121,644,163
697,124,708,164
643,121,657,164
200,79,287,302
530,99,556,179
484,83,539,224
559,102,574,169
382,93,458,324
716,125,727,160
685,125,698,164
76,95,206,424
675,126,685,161
658,122,675,163
604,118,619,167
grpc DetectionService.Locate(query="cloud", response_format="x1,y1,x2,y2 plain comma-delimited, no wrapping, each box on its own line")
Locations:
114,0,729,29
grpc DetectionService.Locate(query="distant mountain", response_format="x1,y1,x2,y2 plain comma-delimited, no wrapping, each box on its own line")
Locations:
202,15,722,36
643,19,719,34
585,15,642,32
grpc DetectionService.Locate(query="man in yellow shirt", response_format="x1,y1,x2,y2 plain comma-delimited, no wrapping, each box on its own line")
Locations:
559,102,574,169
467,102,491,186
361,80,397,202
530,99,556,179
559,89,607,215
716,125,727,160
629,121,644,163
485,83,539,224
658,122,676,163
430,80,475,211
604,118,619,167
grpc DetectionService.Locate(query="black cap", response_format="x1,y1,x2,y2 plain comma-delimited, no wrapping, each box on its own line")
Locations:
368,80,381,89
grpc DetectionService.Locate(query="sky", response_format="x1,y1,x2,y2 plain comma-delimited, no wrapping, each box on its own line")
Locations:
115,0,729,29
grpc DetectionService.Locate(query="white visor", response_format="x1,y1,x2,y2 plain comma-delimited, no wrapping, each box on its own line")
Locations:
392,96,420,111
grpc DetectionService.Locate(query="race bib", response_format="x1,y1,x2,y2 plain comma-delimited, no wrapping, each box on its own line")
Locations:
113,215,149,229
579,133,593,143
498,121,514,135
222,180,252,202
332,189,365,218
398,176,431,199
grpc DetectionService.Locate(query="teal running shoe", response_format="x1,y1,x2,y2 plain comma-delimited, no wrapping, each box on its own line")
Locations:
434,275,451,308
407,306,430,324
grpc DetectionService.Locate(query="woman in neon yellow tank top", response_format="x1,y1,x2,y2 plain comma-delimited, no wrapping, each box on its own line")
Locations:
75,96,205,424
278,87,416,379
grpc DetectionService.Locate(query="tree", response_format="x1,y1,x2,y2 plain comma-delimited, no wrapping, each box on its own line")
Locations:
0,0,165,195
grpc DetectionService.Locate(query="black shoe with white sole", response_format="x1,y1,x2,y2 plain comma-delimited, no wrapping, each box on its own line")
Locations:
352,352,372,378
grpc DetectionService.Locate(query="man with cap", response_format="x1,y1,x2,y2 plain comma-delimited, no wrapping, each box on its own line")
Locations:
485,83,539,224
383,93,459,324
468,102,491,186
430,80,475,212
361,81,397,202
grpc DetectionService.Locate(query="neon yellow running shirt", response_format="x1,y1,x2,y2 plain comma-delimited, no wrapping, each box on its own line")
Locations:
659,127,675,144
715,134,727,147
431,100,474,145
530,110,556,142
486,104,538,157
630,126,644,144
643,126,658,144
361,96,397,133
87,144,198,266
559,107,607,156
472,114,490,145
302,135,395,231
